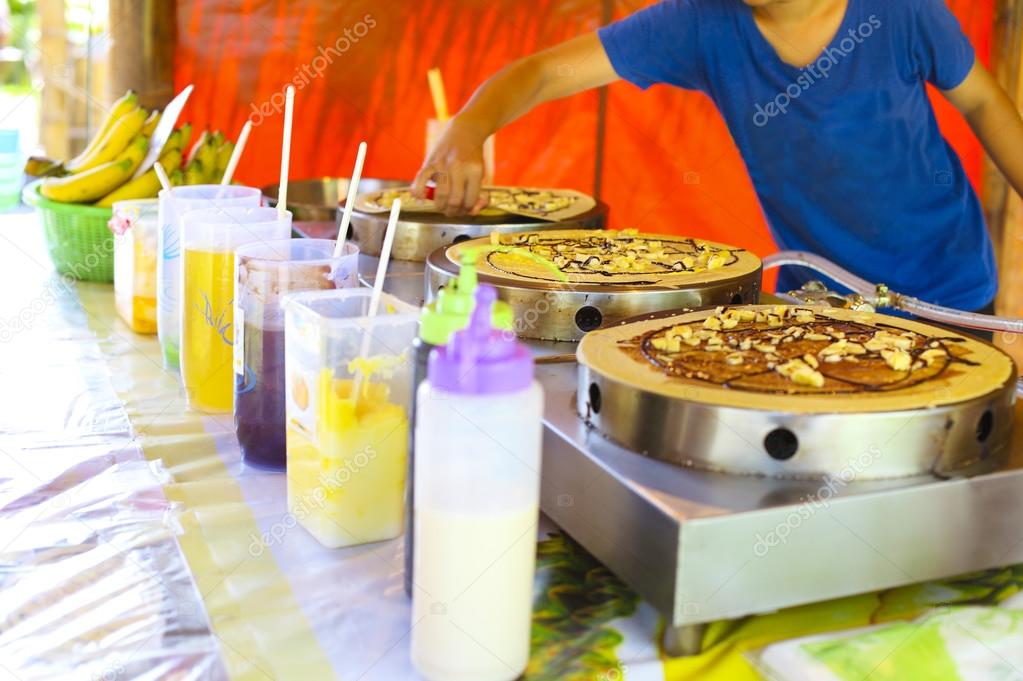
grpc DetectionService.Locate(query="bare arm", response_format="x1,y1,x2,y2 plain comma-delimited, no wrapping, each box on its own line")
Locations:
944,60,1023,200
413,32,619,214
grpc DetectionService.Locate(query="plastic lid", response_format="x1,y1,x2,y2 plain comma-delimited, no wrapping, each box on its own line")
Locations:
427,286,533,395
419,248,513,345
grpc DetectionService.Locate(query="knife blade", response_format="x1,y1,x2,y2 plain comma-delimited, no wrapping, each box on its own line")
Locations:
132,84,194,180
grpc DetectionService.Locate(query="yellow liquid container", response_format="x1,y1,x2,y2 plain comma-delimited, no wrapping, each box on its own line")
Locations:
181,248,236,411
286,371,408,547
111,199,158,334
179,206,291,413
283,289,419,548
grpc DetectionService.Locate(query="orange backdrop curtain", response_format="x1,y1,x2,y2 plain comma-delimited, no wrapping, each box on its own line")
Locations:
175,0,993,272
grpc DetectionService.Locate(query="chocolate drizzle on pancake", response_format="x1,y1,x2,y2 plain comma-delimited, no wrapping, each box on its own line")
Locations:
623,307,978,395
487,232,741,284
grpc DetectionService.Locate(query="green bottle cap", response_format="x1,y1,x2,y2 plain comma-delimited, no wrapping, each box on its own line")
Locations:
420,248,514,346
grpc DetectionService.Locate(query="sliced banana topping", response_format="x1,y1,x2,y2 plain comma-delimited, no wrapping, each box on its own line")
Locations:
725,352,745,365
920,348,948,366
776,359,825,388
881,348,912,372
864,331,914,352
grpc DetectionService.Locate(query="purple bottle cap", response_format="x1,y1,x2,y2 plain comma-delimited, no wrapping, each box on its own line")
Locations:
427,285,533,395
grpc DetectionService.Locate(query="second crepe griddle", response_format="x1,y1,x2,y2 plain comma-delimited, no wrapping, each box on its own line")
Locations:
426,229,763,341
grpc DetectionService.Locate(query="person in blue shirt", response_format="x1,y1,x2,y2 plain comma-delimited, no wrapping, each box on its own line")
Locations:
413,0,1023,315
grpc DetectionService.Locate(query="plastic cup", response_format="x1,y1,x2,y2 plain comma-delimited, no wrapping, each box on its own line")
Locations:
179,206,292,413
112,199,159,334
283,289,418,548
157,184,261,370
234,239,360,470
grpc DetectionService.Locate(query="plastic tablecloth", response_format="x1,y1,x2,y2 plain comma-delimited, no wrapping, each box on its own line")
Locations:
3,211,1023,681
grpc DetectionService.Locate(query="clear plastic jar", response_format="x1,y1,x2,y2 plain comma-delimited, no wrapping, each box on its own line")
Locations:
111,199,159,334
234,239,359,469
283,289,418,547
178,206,291,413
157,184,261,370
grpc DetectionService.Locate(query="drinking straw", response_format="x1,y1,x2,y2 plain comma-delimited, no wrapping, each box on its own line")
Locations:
154,161,184,227
277,86,295,220
219,120,252,187
427,68,449,123
351,198,401,403
154,161,173,193
333,141,367,259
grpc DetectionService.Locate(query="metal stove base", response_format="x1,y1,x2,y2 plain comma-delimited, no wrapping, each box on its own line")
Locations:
537,361,1023,631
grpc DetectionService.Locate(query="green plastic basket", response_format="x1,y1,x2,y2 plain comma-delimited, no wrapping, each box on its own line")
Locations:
22,179,115,283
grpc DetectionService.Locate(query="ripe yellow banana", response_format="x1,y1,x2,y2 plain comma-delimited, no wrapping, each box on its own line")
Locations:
195,141,217,183
157,148,183,175
40,158,135,203
142,109,161,137
186,131,209,165
24,156,66,178
94,147,183,207
183,159,205,185
66,107,148,174
115,135,149,175
159,128,184,158
93,171,160,207
67,90,137,169
215,141,235,181
177,123,193,152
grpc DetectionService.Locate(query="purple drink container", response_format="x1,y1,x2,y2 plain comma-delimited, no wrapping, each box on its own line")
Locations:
234,238,359,469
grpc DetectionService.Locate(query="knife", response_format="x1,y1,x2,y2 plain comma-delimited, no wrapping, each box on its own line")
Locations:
132,84,194,180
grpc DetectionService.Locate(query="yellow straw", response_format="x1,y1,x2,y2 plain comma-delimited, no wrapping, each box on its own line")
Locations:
427,68,449,123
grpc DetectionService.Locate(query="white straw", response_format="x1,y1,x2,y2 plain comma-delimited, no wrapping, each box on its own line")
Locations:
220,120,252,186
277,86,295,219
351,198,401,402
154,161,183,219
333,141,367,259
154,162,172,192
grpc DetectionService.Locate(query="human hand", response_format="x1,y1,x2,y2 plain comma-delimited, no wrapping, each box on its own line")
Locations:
411,116,489,216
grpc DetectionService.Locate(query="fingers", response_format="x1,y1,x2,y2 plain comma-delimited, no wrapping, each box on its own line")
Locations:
432,168,451,212
411,164,436,199
412,153,485,215
469,189,489,216
463,168,483,214
432,163,484,216
444,167,466,217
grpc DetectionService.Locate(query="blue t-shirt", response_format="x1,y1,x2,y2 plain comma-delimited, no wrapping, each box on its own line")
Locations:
599,0,996,310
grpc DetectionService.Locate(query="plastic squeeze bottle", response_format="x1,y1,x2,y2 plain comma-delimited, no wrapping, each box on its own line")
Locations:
411,285,543,681
405,252,513,596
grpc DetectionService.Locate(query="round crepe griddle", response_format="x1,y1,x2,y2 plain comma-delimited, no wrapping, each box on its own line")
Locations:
444,229,762,288
355,186,597,222
578,305,1015,415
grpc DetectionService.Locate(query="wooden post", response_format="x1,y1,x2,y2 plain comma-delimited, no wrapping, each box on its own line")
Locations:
108,0,176,111
37,0,69,159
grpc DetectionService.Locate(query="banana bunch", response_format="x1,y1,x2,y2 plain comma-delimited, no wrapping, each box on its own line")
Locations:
36,89,242,207
94,124,190,207
181,130,235,187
